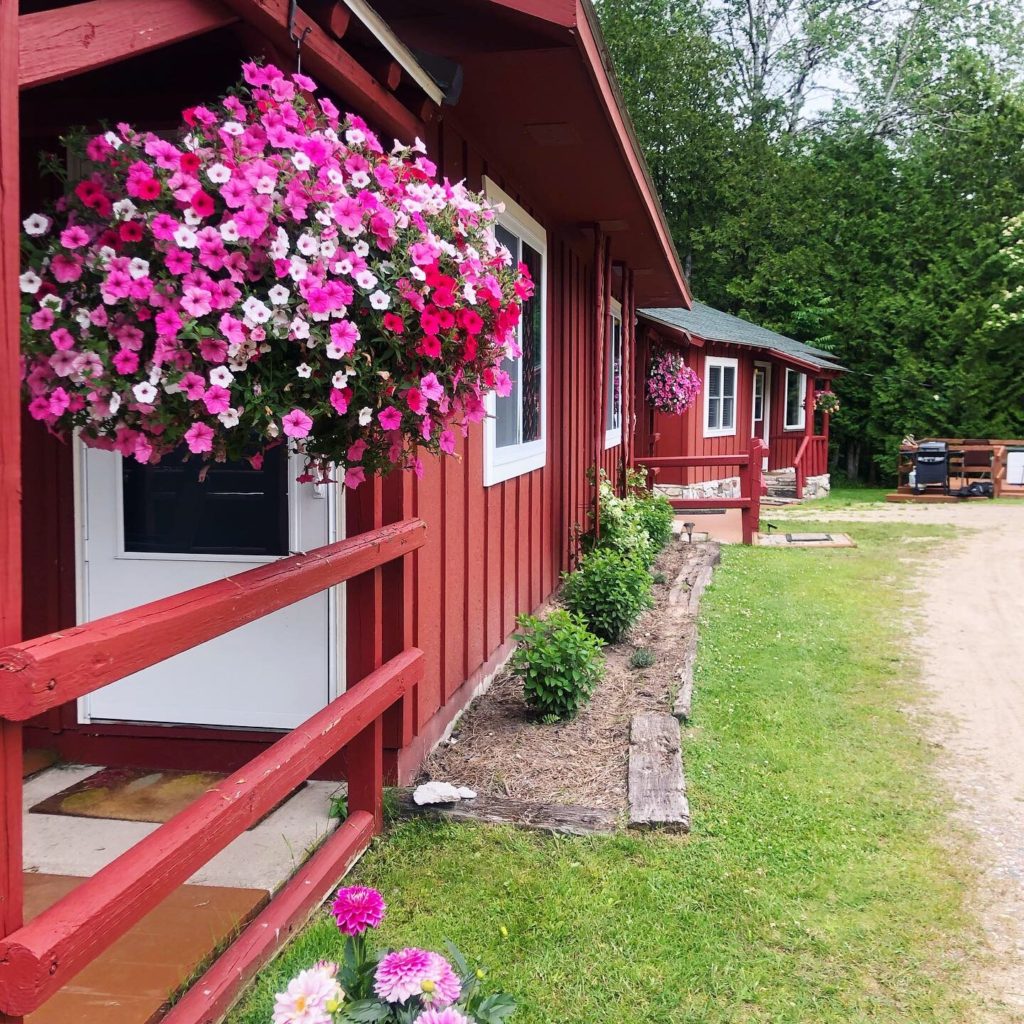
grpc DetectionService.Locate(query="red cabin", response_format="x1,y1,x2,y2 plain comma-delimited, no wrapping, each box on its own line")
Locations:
635,302,845,520
0,1,691,1019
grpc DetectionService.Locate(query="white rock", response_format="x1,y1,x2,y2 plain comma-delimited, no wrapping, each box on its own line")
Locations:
412,781,477,805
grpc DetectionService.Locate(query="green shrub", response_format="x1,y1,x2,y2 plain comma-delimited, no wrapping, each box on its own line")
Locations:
590,469,675,567
629,646,656,669
511,611,604,721
561,547,653,642
635,491,674,551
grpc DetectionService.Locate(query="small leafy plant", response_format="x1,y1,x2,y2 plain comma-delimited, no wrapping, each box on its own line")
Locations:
511,611,604,721
561,548,653,643
629,647,656,669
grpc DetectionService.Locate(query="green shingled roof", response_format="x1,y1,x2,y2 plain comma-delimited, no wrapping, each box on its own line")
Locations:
639,301,846,372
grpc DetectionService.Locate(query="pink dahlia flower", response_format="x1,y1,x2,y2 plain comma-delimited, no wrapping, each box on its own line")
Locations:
422,952,462,1008
373,947,434,1003
419,1009,473,1024
330,885,386,935
272,964,340,1024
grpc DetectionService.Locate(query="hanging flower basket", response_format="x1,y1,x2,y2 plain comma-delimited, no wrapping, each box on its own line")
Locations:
814,390,840,415
646,349,701,415
19,62,531,487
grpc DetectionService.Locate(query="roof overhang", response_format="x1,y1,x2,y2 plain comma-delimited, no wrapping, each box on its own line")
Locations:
374,0,691,307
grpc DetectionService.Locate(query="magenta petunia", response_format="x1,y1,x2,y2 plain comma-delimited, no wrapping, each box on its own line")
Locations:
282,408,313,439
330,885,385,935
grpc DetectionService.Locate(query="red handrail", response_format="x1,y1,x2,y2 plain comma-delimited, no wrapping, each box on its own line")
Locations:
632,439,767,544
0,518,426,721
0,518,427,1019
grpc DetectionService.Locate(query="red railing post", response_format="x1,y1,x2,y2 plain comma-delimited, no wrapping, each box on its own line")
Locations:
738,446,752,545
747,438,765,544
345,717,384,834
0,5,24,1021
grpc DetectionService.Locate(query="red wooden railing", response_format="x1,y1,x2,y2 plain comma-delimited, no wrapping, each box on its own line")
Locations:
634,438,768,544
793,434,828,499
0,518,426,1022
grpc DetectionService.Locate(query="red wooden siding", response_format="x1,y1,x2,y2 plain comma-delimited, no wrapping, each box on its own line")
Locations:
16,40,633,780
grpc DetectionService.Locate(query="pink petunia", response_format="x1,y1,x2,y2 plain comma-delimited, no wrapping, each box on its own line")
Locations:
184,421,215,453
203,386,231,414
420,372,444,402
59,225,90,249
282,408,313,438
439,429,456,455
378,406,401,431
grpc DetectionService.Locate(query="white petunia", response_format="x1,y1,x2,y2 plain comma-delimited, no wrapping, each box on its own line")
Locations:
369,290,390,310
296,233,319,257
74,307,91,328
129,257,150,280
219,220,240,242
183,209,201,227
269,227,290,259
409,265,426,282
173,225,197,249
349,171,371,189
218,408,240,428
103,130,123,150
353,240,370,258
228,358,249,373
266,421,280,438
331,371,349,389
345,128,366,147
358,407,373,426
315,209,332,226
296,363,312,379
22,213,50,236
18,270,41,294
241,296,271,324
267,284,290,306
222,121,244,136
291,152,311,171
206,163,231,184
320,239,337,259
290,317,310,340
210,366,234,387
108,393,121,416
354,269,378,290
132,381,158,404
288,255,309,282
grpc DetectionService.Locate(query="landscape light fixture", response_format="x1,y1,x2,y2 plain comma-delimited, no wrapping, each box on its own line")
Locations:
683,521,695,543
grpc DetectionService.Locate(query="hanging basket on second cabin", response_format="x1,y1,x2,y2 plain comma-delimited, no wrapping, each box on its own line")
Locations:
18,62,532,487
646,349,701,415
814,390,840,415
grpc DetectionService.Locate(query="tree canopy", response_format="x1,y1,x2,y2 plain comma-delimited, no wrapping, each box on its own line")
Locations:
597,0,1024,478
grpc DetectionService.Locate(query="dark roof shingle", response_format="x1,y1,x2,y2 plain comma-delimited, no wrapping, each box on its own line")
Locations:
639,301,846,372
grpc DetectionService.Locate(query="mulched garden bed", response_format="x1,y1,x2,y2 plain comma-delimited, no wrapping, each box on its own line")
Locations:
422,538,708,812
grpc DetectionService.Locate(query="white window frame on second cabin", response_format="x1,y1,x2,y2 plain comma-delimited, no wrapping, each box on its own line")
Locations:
703,356,739,438
784,368,807,431
604,298,623,449
482,178,548,487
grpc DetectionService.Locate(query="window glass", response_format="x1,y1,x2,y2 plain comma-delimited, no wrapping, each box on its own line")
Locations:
493,224,520,448
521,242,543,444
606,311,622,433
122,444,288,556
722,365,736,428
785,369,806,428
753,369,765,420
707,365,722,429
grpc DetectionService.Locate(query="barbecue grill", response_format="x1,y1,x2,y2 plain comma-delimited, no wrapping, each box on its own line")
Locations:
912,440,949,492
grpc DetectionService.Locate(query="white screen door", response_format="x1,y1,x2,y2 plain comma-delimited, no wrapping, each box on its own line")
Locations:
78,443,340,729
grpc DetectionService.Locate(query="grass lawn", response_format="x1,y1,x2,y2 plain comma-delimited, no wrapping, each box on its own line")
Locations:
791,485,892,510
229,520,981,1024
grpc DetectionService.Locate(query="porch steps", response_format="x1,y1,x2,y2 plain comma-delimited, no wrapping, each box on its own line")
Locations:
764,469,797,500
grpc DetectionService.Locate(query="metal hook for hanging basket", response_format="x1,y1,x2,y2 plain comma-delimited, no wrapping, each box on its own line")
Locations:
288,0,312,75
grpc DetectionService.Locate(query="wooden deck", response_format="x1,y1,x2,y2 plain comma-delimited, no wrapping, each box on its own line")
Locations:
26,875,265,1024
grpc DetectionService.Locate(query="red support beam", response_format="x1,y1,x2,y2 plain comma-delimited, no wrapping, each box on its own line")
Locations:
0,649,423,1017
18,0,239,90
160,811,375,1024
219,0,426,144
0,5,24,1022
635,454,751,469
0,518,427,721
669,498,751,511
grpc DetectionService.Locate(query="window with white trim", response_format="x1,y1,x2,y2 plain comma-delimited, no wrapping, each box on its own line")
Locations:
704,356,738,437
482,179,547,487
784,368,807,430
604,299,623,449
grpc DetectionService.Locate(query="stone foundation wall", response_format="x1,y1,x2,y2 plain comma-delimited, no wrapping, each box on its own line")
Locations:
655,476,741,501
802,474,831,499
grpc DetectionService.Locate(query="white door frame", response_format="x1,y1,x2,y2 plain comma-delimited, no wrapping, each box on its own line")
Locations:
753,361,771,468
73,439,344,729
